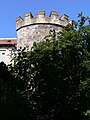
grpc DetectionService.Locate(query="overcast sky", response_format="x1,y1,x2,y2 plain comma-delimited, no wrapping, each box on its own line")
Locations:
0,0,90,38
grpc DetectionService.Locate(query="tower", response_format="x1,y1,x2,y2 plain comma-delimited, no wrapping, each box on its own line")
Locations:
16,11,69,49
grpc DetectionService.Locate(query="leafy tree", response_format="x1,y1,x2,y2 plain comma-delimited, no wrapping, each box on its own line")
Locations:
0,62,16,120
9,13,90,120
0,62,31,120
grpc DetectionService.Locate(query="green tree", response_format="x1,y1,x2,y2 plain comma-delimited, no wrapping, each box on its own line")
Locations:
0,62,16,120
10,13,90,120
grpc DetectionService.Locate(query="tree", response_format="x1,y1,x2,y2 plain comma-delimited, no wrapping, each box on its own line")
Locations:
0,62,16,120
10,13,90,120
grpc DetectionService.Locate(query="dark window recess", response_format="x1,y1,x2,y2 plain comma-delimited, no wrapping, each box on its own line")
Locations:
2,53,5,55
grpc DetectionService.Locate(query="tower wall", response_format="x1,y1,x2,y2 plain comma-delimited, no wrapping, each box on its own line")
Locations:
16,11,69,49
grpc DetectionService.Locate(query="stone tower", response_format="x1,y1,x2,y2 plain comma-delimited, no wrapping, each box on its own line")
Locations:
16,11,69,49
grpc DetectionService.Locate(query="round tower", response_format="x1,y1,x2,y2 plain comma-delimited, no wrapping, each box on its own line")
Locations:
16,11,69,49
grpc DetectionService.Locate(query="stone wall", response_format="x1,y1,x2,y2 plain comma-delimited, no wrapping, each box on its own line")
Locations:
16,11,70,49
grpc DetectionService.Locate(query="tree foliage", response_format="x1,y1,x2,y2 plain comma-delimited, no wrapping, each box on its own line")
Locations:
0,62,16,120
0,13,90,120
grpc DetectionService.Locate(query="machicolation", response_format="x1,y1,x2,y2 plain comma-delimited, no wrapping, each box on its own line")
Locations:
16,11,70,49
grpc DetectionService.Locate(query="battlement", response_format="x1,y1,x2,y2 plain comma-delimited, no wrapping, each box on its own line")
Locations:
16,11,69,30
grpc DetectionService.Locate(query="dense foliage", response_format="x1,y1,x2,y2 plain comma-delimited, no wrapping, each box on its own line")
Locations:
0,62,16,120
0,13,90,120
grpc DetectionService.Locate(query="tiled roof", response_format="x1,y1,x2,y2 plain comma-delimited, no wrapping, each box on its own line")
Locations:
0,38,17,45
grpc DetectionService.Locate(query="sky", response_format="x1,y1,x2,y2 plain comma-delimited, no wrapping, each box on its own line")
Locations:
0,0,90,38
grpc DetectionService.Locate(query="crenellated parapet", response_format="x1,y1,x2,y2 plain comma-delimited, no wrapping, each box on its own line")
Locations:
16,11,69,30
16,11,71,49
